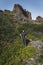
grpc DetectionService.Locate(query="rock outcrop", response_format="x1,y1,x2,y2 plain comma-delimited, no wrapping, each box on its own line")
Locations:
25,40,43,65
13,4,32,23
36,16,43,23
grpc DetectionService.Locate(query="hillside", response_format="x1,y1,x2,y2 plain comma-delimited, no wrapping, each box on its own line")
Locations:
0,4,43,65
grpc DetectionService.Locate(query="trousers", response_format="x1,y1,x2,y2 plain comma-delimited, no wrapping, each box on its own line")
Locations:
23,38,26,46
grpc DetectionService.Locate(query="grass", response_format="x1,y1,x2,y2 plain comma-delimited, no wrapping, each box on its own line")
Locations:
0,36,37,65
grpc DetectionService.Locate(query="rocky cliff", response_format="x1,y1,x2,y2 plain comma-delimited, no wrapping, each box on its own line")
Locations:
36,16,43,23
13,4,32,23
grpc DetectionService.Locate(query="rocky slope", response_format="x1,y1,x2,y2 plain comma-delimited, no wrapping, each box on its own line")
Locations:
25,40,43,65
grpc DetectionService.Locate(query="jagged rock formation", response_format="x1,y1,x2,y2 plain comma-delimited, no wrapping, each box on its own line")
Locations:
13,4,32,23
36,16,43,23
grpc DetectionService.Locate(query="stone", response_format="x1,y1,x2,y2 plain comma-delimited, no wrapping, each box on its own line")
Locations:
13,4,32,23
36,16,43,23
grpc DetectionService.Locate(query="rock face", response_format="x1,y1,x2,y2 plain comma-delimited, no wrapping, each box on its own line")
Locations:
13,4,32,23
30,40,43,49
36,16,43,23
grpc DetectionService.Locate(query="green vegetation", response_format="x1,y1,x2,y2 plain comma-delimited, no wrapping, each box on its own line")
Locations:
0,36,37,65
17,23,43,41
0,11,43,65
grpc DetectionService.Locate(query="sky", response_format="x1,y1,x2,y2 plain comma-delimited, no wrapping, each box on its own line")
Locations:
0,0,43,19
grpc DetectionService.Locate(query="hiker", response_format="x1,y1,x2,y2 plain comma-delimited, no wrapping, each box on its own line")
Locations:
20,29,26,46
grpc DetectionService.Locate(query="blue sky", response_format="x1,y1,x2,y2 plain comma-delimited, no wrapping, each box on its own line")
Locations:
0,0,43,19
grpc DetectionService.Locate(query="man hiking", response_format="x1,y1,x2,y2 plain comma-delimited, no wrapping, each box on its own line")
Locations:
20,29,26,46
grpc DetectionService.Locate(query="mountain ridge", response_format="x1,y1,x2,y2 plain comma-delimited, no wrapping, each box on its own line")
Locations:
0,4,43,23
